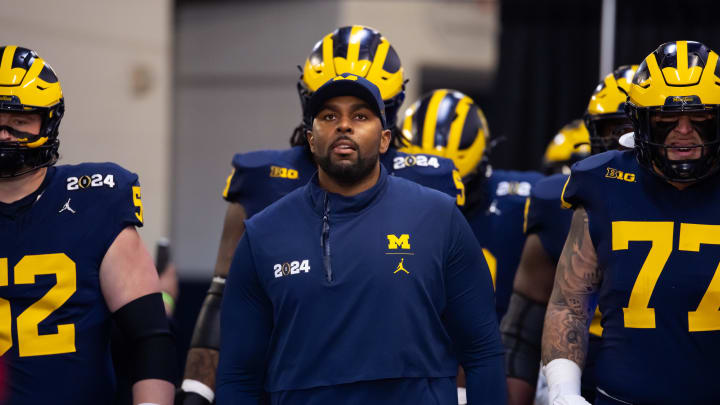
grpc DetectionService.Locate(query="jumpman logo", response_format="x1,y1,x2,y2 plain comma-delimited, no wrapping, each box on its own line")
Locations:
393,257,409,274
59,198,76,214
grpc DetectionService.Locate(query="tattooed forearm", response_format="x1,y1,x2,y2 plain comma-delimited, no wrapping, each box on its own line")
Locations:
184,348,220,388
541,207,600,367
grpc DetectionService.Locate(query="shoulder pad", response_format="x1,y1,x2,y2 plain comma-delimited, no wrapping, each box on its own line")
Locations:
561,150,629,209
531,174,569,201
568,150,622,173
56,162,143,227
57,162,139,196
223,147,315,216
382,149,463,205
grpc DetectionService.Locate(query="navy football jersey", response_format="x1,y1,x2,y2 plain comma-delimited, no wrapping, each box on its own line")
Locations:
525,173,572,263
467,169,543,320
562,150,720,403
0,163,143,405
222,146,464,218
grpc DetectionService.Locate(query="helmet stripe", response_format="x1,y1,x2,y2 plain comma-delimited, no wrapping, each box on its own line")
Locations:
346,25,365,64
447,96,472,156
677,40,688,75
23,56,45,89
646,52,664,86
321,34,336,78
0,46,15,84
366,40,391,98
422,90,447,152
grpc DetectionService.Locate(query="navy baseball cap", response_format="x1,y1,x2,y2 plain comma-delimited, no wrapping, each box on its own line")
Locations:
307,73,388,129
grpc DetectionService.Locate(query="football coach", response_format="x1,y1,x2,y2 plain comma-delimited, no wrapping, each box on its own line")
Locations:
216,73,506,405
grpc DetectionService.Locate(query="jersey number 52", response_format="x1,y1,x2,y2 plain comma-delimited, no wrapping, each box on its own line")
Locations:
0,254,76,357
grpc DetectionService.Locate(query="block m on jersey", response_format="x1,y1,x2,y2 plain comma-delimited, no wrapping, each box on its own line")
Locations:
387,234,411,249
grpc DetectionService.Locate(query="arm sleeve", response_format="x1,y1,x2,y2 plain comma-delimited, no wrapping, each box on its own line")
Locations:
442,207,507,404
216,234,273,405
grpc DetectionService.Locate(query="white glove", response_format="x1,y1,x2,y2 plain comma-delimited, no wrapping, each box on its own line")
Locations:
542,359,591,405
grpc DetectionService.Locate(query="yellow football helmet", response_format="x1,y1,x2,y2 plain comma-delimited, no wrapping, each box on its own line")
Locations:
399,89,489,180
543,119,591,174
295,25,405,145
0,46,64,177
627,40,720,182
584,65,637,154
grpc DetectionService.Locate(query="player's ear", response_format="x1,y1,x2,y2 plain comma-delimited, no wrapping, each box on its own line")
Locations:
379,129,391,154
307,130,315,153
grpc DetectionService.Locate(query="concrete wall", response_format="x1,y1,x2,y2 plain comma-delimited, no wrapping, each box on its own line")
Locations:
0,0,173,255
173,0,498,279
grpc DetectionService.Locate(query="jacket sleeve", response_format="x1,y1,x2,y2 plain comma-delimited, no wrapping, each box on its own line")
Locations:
442,206,507,404
216,234,273,405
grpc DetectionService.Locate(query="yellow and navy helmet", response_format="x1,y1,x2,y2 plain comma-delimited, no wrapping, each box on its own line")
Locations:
543,119,591,174
584,65,637,154
627,40,720,182
295,25,405,144
0,46,64,178
399,89,489,180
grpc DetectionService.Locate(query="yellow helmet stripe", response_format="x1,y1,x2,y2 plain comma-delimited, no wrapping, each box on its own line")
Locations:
23,56,45,89
646,51,664,86
346,25,365,64
366,40,390,98
677,40,688,74
322,33,336,78
0,46,15,84
422,89,448,152
447,95,472,156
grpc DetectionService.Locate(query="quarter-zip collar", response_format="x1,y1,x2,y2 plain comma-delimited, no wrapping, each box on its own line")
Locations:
306,163,389,219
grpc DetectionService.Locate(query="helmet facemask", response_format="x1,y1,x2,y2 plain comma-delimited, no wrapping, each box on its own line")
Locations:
631,105,720,183
586,113,634,154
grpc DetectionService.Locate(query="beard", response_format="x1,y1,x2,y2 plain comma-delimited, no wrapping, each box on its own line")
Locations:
314,140,379,186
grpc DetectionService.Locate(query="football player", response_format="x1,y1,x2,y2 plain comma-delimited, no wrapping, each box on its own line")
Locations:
177,26,465,405
0,46,176,404
542,119,592,175
400,89,542,404
542,41,720,404
401,89,543,320
502,65,637,405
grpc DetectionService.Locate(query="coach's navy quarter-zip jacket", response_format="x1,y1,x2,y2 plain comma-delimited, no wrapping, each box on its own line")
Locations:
216,165,506,404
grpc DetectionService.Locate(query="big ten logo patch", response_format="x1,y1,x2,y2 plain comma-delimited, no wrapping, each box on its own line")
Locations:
274,259,311,278
496,181,532,197
269,166,299,179
605,167,635,182
387,234,411,249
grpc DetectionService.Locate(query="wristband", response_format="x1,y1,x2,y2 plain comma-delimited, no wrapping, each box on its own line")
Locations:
181,379,214,403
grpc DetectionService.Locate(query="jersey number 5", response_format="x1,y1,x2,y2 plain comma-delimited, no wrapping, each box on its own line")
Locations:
613,221,720,331
0,254,77,357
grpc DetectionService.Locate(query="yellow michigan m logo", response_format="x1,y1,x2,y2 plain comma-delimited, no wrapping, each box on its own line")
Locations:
387,234,411,249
